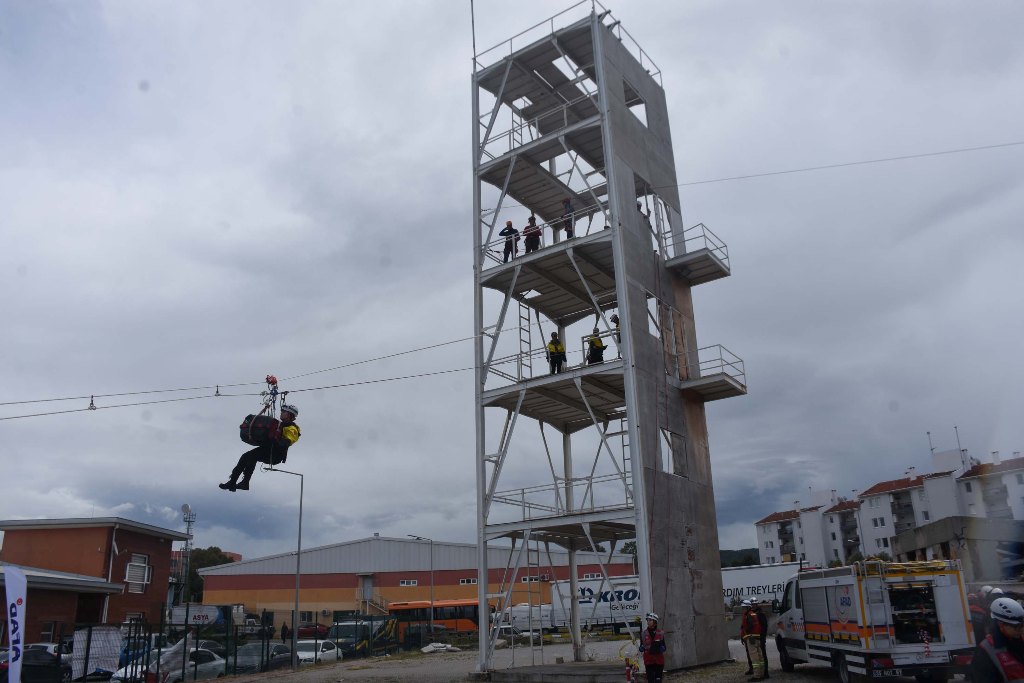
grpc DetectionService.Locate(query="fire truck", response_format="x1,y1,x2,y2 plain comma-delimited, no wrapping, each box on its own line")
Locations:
775,560,975,683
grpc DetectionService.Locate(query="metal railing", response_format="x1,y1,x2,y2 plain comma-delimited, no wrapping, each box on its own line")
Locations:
473,1,662,85
480,92,600,161
492,472,632,521
675,344,746,387
481,199,609,267
662,222,730,267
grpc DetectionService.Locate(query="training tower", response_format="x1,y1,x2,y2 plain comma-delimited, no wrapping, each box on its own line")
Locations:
472,4,746,671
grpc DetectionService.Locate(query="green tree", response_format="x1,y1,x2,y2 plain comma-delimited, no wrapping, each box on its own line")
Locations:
185,547,236,602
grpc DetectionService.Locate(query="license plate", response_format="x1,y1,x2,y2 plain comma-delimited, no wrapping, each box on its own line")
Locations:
871,669,903,678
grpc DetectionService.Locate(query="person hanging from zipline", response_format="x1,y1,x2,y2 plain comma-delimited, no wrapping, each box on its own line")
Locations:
220,403,301,492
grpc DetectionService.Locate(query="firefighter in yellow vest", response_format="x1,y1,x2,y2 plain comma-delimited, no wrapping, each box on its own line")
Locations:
546,332,566,374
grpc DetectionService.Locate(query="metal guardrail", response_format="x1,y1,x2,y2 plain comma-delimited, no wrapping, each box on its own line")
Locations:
473,1,662,85
492,472,632,521
481,200,608,267
480,92,600,161
662,222,730,267
677,344,746,387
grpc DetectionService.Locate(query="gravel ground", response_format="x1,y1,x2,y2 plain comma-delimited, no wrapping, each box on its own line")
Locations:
236,638,839,683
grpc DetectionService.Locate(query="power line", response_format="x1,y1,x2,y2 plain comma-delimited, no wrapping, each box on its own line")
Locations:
0,345,593,421
482,139,1024,213
0,329,513,408
674,140,1024,187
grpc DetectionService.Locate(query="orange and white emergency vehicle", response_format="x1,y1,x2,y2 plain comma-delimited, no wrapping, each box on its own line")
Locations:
775,560,975,683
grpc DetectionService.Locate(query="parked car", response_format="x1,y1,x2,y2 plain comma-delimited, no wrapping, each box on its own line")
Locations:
111,649,224,683
294,640,341,664
226,643,291,674
296,623,328,639
0,647,72,683
25,644,72,666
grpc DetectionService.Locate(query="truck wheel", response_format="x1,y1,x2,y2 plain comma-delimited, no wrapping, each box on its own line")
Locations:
776,639,795,673
836,655,856,683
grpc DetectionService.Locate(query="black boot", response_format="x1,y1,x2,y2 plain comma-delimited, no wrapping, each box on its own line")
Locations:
235,479,250,490
218,481,237,491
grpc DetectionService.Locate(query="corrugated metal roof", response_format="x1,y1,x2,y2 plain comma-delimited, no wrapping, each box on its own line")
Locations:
199,536,630,576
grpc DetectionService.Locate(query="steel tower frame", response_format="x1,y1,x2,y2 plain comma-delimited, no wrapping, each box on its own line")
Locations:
472,4,745,672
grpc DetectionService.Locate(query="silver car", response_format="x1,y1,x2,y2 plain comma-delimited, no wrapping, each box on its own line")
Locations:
112,649,225,683
294,639,342,664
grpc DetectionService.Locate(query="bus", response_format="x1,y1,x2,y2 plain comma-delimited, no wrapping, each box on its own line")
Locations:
387,599,493,642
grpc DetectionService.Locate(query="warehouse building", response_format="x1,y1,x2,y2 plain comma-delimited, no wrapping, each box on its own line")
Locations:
198,534,634,623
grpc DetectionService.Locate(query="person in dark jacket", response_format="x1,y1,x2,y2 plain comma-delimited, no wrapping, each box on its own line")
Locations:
499,221,520,262
639,612,666,683
280,622,290,644
971,597,1024,683
221,404,300,491
523,215,542,253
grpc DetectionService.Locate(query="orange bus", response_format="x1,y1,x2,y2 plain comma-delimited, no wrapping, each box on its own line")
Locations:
387,599,493,640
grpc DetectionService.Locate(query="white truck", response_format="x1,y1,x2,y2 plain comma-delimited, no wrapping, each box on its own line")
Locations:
495,575,641,632
721,562,801,606
775,560,975,683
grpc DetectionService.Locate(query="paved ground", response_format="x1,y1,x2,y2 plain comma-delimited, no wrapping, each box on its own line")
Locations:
241,638,838,683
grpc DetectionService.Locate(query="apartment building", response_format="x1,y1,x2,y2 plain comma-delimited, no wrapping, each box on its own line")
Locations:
754,452,1024,581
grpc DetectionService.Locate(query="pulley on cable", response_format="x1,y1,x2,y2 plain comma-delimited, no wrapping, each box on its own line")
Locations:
239,375,287,446
221,375,302,493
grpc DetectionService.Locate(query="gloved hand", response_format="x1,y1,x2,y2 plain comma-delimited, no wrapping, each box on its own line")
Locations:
638,644,646,653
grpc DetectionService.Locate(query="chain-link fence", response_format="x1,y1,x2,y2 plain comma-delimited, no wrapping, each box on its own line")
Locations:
59,608,293,683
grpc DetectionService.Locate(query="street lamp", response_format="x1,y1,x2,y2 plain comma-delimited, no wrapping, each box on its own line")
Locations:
268,467,304,669
408,535,434,636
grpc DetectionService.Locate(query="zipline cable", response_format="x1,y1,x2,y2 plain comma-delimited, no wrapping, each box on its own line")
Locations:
0,328,519,408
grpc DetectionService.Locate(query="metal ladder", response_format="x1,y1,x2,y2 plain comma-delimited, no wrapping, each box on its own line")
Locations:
518,301,533,380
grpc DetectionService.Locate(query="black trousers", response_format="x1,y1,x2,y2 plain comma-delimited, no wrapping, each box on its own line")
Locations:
230,444,286,483
645,663,664,683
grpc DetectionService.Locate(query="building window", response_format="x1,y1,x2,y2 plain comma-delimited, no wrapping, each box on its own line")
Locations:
880,518,886,527
800,553,806,561
965,482,973,493
582,573,601,580
299,611,313,623
521,575,540,583
765,541,770,548
969,503,976,515
834,549,840,559
873,518,879,528
876,539,882,549
399,579,418,587
459,578,477,585
923,511,930,521
1017,473,1024,485
125,554,151,594
770,541,774,548
831,532,837,541
798,537,803,545
882,538,890,548
919,490,927,501
40,622,55,642
829,516,834,524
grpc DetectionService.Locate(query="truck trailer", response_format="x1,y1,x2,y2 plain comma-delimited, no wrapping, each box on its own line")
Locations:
775,560,974,683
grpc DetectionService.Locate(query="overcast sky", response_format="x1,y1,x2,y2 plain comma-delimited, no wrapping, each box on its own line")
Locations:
2,1,1022,562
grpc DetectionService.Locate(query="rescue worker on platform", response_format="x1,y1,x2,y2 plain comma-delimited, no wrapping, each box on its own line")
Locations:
639,612,666,683
971,593,990,645
546,331,566,374
586,327,606,365
971,597,1024,683
220,404,300,491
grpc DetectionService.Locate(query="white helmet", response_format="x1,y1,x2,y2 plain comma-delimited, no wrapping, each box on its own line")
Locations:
991,597,1024,625
281,403,299,418
991,587,1005,596
645,612,659,622
980,585,995,597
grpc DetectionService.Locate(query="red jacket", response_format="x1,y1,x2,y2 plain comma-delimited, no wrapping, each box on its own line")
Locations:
641,627,666,666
